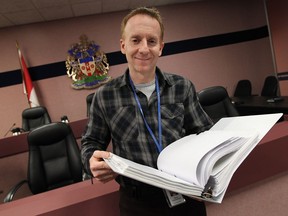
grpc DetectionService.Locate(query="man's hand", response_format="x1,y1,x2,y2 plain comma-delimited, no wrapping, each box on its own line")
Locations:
89,150,118,183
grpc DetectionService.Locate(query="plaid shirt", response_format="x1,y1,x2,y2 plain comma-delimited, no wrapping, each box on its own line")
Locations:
81,68,213,186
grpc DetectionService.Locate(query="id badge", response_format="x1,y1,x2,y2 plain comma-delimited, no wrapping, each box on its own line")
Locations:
163,190,186,208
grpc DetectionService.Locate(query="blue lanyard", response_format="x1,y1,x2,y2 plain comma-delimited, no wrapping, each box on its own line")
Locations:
129,74,162,153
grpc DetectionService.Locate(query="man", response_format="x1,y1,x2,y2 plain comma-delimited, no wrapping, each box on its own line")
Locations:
81,7,213,216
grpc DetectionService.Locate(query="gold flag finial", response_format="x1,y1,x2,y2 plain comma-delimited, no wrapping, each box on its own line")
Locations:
16,41,19,49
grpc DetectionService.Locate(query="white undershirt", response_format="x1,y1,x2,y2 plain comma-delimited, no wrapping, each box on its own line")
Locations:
135,79,156,100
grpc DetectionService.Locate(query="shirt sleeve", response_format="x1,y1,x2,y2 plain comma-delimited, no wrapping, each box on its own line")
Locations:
81,91,111,175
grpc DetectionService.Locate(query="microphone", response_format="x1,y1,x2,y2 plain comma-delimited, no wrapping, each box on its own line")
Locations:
4,123,16,137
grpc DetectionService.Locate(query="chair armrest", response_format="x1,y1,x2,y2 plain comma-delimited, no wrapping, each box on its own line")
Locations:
3,180,28,203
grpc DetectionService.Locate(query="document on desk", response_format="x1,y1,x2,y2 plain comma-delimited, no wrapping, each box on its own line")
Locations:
105,113,283,204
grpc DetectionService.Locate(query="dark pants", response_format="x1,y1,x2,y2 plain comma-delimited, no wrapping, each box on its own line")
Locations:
119,185,207,216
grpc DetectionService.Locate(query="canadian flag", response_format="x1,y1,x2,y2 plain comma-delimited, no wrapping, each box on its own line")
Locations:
16,43,40,107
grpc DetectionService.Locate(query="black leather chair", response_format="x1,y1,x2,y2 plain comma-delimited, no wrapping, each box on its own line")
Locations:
86,93,95,117
22,106,51,132
234,79,252,97
261,75,278,97
198,86,239,123
4,122,83,202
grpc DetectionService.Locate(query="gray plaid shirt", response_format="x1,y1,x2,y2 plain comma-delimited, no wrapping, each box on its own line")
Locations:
81,68,213,186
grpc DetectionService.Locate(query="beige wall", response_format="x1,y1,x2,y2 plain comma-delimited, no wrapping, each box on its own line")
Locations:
0,0,274,137
266,0,288,95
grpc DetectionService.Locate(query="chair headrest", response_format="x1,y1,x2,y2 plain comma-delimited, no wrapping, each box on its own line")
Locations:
22,106,48,119
28,122,72,146
86,93,95,103
198,86,229,106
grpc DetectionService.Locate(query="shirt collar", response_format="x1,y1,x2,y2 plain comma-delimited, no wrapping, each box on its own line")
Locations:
119,67,172,89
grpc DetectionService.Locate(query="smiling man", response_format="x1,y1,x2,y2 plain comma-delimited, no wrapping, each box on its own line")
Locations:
81,7,213,216
120,11,164,84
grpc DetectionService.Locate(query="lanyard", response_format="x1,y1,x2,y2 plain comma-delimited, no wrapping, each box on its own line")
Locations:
129,74,162,153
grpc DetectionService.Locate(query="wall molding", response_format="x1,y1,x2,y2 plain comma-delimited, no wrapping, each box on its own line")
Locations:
0,26,268,88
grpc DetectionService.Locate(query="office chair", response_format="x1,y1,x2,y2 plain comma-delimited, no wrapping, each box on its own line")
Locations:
22,106,51,132
86,93,95,117
261,75,278,97
4,122,83,202
234,79,252,97
198,86,239,123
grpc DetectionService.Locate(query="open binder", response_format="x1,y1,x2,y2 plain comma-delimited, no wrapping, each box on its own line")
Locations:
104,113,282,203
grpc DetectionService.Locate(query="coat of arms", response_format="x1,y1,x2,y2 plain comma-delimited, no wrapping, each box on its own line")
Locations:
66,35,111,89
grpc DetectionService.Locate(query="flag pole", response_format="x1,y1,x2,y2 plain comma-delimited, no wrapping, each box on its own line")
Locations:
16,41,31,107
16,41,40,108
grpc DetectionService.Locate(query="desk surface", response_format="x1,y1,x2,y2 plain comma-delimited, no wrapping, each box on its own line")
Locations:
0,180,120,216
231,96,288,115
0,121,287,216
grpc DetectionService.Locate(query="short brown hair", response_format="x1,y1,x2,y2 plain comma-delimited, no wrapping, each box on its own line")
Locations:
120,7,164,40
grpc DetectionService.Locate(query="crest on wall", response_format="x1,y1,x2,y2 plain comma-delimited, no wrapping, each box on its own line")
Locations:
66,34,112,89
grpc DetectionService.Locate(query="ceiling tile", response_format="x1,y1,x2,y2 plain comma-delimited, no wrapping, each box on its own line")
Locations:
129,0,156,9
0,0,199,28
72,1,102,17
102,0,131,13
0,14,13,28
152,0,190,6
0,0,35,13
32,0,69,8
38,5,74,21
69,0,100,3
4,10,44,25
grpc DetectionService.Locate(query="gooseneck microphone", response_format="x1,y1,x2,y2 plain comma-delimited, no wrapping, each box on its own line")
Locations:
4,123,16,137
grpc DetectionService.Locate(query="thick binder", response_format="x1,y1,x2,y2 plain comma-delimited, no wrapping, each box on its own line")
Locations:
105,113,282,203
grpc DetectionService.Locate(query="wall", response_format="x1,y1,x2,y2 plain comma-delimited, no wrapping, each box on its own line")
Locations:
0,0,274,137
266,0,288,95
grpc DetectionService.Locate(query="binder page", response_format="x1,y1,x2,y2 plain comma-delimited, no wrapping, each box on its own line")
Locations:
198,135,253,186
157,131,247,187
210,113,283,141
210,135,258,197
104,153,203,196
207,113,282,202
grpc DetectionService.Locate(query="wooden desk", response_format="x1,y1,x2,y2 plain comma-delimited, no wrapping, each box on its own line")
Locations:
0,180,120,216
231,96,288,115
0,121,287,215
227,120,288,192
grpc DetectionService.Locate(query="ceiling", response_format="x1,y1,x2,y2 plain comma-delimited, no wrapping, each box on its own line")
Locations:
0,0,201,29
